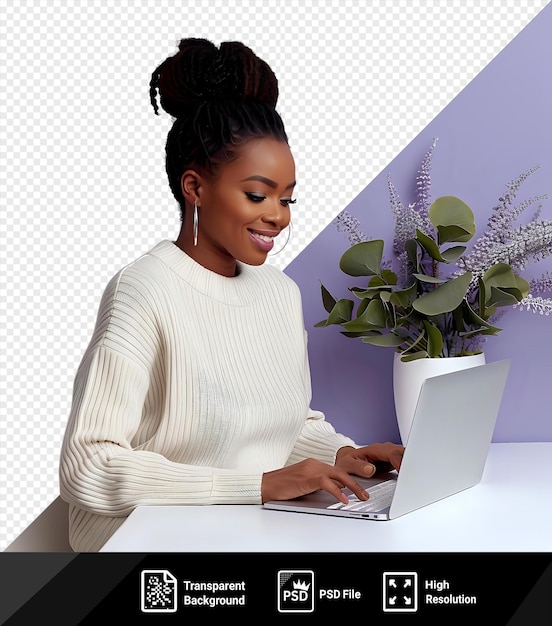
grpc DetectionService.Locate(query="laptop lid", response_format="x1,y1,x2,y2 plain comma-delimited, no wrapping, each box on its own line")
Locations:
388,358,510,519
264,359,510,520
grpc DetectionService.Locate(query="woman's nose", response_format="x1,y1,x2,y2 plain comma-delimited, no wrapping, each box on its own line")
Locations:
262,201,290,228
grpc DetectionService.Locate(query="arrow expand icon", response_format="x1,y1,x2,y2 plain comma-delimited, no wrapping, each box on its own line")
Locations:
383,572,418,613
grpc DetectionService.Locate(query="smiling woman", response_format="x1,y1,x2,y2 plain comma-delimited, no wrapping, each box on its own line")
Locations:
58,37,404,552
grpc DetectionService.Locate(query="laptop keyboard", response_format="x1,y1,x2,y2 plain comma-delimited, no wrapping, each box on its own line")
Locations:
327,479,397,512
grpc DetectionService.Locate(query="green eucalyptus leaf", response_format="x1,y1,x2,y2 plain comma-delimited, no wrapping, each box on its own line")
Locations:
463,300,503,334
389,283,417,307
320,283,337,314
381,269,398,285
423,320,444,357
452,302,467,332
413,273,446,284
481,263,529,307
367,275,387,287
429,196,476,244
478,277,487,318
384,301,398,328
440,245,467,263
399,350,429,362
460,326,502,338
515,275,531,299
413,271,473,315
325,298,354,325
351,285,394,298
342,299,386,331
404,329,426,353
436,226,472,246
416,229,445,262
482,262,517,287
482,264,530,307
339,240,384,276
351,271,397,294
486,286,522,308
405,239,420,271
362,299,386,326
416,230,466,264
356,298,369,316
361,333,405,347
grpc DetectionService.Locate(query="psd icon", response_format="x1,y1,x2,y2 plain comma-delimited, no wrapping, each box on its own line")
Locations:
277,570,315,613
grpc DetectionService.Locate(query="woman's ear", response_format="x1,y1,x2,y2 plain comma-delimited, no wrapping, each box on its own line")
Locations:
180,169,203,206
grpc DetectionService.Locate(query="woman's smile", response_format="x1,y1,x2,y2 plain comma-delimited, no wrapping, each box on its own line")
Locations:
247,228,280,252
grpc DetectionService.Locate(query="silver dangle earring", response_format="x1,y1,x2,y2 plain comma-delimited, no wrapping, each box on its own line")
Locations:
193,200,199,247
269,220,292,256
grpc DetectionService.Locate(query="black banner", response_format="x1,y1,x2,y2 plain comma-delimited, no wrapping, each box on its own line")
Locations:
1,553,550,624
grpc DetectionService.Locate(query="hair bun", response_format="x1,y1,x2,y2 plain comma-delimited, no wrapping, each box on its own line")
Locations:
150,38,279,117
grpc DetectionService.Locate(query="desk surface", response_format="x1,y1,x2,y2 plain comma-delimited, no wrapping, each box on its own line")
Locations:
101,442,552,552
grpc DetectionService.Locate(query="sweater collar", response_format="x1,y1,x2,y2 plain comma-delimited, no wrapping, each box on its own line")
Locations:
147,240,262,306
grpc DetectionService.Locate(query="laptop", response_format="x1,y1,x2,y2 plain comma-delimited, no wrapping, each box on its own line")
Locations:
264,359,510,521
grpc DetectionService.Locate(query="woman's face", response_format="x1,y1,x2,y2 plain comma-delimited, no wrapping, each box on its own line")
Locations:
185,137,296,276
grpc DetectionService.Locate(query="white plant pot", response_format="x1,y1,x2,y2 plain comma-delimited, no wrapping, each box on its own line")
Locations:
393,352,486,445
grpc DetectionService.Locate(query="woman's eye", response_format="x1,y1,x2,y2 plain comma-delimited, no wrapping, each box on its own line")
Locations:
245,192,265,203
245,192,296,206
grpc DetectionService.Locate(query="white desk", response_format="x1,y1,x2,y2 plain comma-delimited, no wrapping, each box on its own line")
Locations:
101,443,552,552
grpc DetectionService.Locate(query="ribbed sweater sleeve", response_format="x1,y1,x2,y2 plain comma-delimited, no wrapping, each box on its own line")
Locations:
60,349,263,514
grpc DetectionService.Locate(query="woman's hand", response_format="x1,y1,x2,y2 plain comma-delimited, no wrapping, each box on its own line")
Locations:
334,442,404,478
261,458,371,505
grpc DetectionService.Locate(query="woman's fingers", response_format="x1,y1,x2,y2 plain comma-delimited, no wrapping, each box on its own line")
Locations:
322,473,370,504
261,459,369,504
336,443,405,474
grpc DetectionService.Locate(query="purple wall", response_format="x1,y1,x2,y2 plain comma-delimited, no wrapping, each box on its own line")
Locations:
285,5,552,444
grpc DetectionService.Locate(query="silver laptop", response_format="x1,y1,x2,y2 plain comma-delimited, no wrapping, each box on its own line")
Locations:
264,359,510,520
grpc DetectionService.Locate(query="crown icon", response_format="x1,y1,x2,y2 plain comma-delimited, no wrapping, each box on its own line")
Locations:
293,580,311,591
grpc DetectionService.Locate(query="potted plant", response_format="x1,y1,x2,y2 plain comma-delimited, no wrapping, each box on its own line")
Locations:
316,139,552,441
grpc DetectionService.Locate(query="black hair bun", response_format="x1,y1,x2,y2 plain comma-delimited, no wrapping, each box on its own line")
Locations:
150,37,279,118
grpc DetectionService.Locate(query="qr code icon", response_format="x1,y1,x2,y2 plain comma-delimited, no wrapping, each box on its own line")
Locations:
140,569,178,613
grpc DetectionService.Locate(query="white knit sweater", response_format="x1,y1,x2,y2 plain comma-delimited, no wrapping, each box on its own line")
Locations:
59,240,356,551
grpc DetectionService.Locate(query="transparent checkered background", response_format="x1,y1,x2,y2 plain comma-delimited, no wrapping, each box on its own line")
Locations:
1,0,548,549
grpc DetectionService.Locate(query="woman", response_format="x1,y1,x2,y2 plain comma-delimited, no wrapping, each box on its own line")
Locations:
59,38,404,552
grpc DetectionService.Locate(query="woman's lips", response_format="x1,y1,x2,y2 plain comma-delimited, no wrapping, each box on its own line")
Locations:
248,229,278,252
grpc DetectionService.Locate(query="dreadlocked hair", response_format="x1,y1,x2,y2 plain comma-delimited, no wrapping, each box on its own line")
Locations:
149,38,288,217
